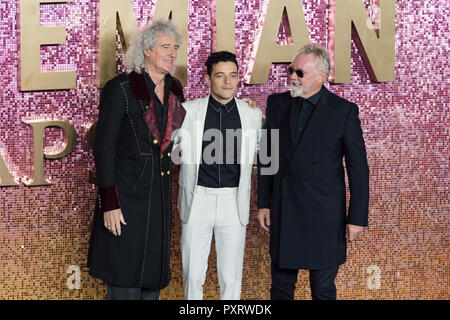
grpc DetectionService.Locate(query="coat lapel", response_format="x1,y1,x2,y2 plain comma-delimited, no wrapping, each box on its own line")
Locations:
129,71,150,100
129,72,162,144
142,98,162,144
161,93,186,153
278,93,295,154
129,71,186,154
287,98,299,150
286,87,331,172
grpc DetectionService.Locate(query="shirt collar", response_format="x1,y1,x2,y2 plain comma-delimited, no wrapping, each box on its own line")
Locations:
143,71,172,94
304,86,323,107
208,95,236,113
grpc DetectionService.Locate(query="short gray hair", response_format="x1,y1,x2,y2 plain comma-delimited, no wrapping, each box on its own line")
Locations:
296,43,330,83
124,20,182,74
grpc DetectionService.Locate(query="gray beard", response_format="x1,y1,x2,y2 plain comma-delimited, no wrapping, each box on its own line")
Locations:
290,86,303,97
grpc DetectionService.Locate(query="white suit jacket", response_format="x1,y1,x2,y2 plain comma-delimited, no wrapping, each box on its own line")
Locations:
174,96,262,226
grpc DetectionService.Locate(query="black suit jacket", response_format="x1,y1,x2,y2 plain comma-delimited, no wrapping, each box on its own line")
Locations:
258,86,369,269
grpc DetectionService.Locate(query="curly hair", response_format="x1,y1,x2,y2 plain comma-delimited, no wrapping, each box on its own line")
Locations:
204,51,239,76
124,20,182,74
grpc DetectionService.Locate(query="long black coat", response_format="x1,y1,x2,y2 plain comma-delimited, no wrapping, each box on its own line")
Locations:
258,86,369,270
87,72,185,289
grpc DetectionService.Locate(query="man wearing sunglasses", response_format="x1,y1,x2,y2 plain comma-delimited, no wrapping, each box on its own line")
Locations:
257,44,369,300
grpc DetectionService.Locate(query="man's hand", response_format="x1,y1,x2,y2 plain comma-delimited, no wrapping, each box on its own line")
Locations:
104,209,127,236
242,97,260,109
346,224,364,242
257,208,271,232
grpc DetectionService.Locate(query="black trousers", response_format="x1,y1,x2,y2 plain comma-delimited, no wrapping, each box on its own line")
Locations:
270,261,339,300
107,283,160,300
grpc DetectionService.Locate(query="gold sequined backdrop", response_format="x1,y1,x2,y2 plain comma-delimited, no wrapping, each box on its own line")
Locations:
0,0,448,299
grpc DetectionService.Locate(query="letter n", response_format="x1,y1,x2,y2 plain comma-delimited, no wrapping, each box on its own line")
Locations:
329,0,396,82
0,152,19,187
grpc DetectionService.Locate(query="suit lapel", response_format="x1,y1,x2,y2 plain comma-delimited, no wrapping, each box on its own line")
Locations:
235,98,249,168
194,96,209,178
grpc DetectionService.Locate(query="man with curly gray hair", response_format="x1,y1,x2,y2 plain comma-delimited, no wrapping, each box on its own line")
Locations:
88,20,186,300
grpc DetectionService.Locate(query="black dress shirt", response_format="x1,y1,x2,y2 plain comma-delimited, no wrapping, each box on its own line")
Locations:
197,96,242,188
144,71,172,136
290,86,323,143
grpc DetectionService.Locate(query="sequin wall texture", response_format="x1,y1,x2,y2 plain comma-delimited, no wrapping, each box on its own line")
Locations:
0,0,448,299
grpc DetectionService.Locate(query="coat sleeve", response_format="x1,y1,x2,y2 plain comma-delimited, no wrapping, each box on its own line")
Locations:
94,78,126,213
343,104,370,226
257,95,275,209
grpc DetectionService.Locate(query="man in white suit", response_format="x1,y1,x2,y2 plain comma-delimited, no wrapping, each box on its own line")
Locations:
174,51,262,300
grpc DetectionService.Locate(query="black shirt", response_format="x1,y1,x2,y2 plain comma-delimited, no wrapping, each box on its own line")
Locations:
290,86,323,143
144,71,172,136
197,96,242,188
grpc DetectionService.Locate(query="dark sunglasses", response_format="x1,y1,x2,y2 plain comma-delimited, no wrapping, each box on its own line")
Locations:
288,66,304,78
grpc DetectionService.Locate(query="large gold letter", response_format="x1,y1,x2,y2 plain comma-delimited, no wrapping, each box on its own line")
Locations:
0,152,19,187
329,0,396,83
151,0,188,86
20,0,76,91
23,120,77,186
244,0,310,84
212,0,235,53
99,0,138,87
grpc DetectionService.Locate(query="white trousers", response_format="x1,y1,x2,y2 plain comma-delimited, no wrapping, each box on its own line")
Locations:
181,186,246,300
